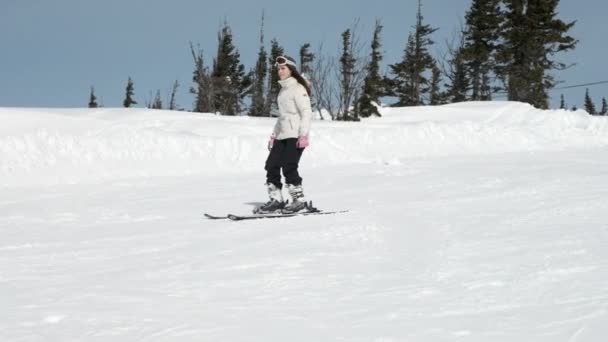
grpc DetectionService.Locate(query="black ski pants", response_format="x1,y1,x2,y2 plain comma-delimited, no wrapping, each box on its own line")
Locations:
265,138,304,189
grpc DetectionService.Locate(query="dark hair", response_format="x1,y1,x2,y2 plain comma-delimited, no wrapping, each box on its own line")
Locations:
286,64,312,97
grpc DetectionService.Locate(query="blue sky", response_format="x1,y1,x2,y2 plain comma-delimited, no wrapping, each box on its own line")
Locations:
1,0,605,109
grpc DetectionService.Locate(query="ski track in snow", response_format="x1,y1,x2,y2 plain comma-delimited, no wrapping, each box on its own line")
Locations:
1,103,608,341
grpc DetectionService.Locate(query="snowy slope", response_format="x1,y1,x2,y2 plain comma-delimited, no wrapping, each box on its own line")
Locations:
1,102,608,341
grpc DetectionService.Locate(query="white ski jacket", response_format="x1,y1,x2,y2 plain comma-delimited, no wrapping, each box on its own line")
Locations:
271,77,312,140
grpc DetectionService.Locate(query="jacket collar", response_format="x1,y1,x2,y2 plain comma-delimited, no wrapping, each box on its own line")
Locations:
278,77,297,88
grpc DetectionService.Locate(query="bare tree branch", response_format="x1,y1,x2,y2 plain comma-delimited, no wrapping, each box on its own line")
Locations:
309,43,338,120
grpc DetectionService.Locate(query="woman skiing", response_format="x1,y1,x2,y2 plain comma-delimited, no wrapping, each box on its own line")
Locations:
255,55,312,214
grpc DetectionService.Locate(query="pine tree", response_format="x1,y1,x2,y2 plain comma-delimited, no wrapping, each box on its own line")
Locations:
388,0,438,106
339,28,357,120
88,86,98,108
480,72,493,100
497,0,577,109
123,77,137,108
428,63,445,105
559,94,566,109
249,13,268,117
357,19,384,118
461,0,502,101
600,97,608,115
351,89,361,122
190,43,212,113
298,42,316,111
445,37,469,103
389,33,417,106
299,43,314,77
212,21,251,115
264,39,285,116
584,88,597,115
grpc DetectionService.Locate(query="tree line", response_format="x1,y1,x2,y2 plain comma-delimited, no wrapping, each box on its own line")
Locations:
88,0,606,117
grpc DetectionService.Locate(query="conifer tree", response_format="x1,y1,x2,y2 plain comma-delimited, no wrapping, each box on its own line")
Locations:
389,33,417,106
298,42,316,110
299,43,314,77
249,13,268,117
351,89,361,122
559,94,566,109
388,0,438,106
445,35,470,103
357,19,384,118
212,21,251,115
190,43,212,113
600,97,607,115
461,0,502,101
584,88,596,115
480,73,493,100
123,77,137,108
264,39,285,116
497,0,577,109
339,28,356,120
429,64,445,105
88,86,98,108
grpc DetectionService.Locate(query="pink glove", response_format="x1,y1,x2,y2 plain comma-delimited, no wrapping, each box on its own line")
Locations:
268,136,276,151
296,135,309,148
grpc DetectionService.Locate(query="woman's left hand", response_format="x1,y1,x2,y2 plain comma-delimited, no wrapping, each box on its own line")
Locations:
296,135,309,148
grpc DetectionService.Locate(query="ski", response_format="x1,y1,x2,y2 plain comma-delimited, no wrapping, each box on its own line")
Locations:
204,210,348,221
204,202,348,221
226,210,349,221
204,213,229,220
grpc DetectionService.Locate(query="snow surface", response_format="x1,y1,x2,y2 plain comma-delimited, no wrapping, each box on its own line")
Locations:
1,102,608,341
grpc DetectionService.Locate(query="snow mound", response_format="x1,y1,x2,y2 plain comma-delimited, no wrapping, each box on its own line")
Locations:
1,102,607,187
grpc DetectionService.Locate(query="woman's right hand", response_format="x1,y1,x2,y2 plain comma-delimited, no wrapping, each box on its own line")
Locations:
268,136,276,151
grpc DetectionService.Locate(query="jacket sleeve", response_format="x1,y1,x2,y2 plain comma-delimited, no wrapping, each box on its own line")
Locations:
271,118,280,138
294,87,312,137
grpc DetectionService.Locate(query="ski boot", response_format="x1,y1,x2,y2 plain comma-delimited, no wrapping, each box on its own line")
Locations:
283,184,308,214
253,183,285,214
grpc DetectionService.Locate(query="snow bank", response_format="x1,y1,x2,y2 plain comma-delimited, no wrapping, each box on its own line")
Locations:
1,102,607,187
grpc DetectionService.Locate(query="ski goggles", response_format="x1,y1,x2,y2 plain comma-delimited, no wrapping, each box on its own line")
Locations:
275,56,297,68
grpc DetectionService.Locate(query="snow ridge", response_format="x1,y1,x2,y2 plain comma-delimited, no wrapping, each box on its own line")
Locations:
1,102,606,187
